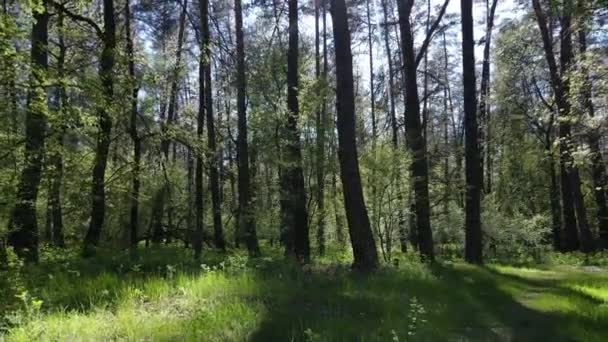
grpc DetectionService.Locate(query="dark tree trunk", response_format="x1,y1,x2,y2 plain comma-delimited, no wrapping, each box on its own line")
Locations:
546,136,562,250
279,0,310,262
126,0,140,252
8,0,49,262
193,0,204,260
478,0,498,194
315,0,327,257
397,0,434,261
461,0,482,264
577,5,608,249
48,8,67,248
381,0,406,253
201,0,226,251
533,0,587,252
330,0,378,272
235,0,260,256
83,0,116,255
559,0,593,252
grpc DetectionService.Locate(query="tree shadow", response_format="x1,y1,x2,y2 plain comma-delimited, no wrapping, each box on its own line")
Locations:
248,262,607,341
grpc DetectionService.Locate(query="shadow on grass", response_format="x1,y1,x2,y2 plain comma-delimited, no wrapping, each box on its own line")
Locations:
7,248,608,341
249,262,605,341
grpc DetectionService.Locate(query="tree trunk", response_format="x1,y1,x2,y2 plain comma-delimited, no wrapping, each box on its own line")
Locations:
126,0,140,252
280,0,310,262
235,0,260,256
48,8,67,248
201,0,226,251
478,0,498,194
577,4,608,249
83,0,116,255
381,0,406,253
397,0,434,261
331,0,379,271
315,0,327,257
461,0,483,264
533,0,580,252
559,0,593,252
8,0,49,262
544,130,562,250
193,0,205,259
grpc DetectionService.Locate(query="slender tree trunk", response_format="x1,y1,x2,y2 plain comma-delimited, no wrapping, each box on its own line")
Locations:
559,0,593,252
125,0,140,252
461,0,482,264
577,4,608,249
421,0,430,142
478,0,498,194
194,48,205,259
546,137,562,250
532,0,579,251
83,0,116,254
331,0,379,271
8,0,49,262
397,0,434,261
315,0,327,256
280,0,310,262
49,8,67,248
201,0,226,251
235,0,260,256
381,0,406,253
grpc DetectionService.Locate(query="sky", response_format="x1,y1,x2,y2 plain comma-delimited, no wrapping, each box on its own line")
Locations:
298,0,526,89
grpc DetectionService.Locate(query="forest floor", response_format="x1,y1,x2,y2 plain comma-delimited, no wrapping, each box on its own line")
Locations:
1,246,607,341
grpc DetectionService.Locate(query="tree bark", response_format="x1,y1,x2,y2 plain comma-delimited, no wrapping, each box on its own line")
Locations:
478,0,498,194
577,2,608,249
280,0,310,262
315,0,327,257
125,0,140,252
532,0,591,252
461,0,482,264
83,0,116,255
397,0,434,261
201,0,226,251
331,0,378,271
8,0,49,262
559,0,593,252
47,7,67,248
235,0,260,256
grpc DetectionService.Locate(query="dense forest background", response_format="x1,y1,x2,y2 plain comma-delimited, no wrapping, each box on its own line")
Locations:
1,0,608,268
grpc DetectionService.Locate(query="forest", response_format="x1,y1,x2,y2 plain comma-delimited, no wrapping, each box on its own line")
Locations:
1,0,608,340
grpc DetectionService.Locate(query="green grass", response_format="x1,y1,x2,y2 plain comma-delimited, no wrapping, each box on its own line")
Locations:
1,246,608,341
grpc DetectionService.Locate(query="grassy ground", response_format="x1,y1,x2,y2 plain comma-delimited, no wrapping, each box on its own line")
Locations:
1,246,607,341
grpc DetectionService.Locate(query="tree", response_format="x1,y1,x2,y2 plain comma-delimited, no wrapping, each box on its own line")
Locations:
330,0,378,271
577,0,608,249
280,0,310,262
8,0,49,262
125,0,140,252
479,0,498,194
532,0,593,252
396,0,449,261
202,0,226,251
82,0,116,254
315,0,328,256
235,0,260,256
48,7,67,248
461,0,482,263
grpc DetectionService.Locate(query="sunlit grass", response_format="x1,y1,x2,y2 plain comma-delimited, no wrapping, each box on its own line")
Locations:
1,246,608,341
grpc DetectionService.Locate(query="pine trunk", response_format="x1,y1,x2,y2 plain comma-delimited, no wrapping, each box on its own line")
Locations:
331,0,379,271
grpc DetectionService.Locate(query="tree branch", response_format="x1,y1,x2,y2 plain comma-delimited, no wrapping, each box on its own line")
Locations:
415,0,450,68
51,1,103,38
